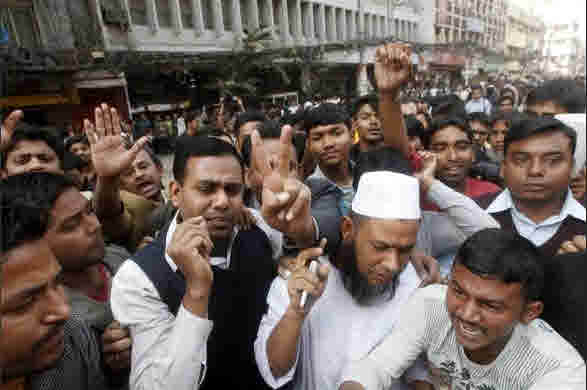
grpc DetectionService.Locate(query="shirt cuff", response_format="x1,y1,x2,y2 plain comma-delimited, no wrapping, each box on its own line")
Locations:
175,304,214,338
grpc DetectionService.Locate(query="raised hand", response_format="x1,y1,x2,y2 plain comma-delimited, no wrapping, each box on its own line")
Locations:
374,43,413,96
253,126,315,245
414,151,438,193
1,110,24,151
85,103,149,178
558,235,586,256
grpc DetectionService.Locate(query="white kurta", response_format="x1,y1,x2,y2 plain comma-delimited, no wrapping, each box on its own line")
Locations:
255,259,429,389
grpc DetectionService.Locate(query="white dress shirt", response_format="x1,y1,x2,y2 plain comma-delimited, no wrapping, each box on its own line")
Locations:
487,189,586,247
255,260,430,390
111,214,217,390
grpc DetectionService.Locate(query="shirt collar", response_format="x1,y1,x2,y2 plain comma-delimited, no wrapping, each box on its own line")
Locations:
488,189,586,222
164,212,239,272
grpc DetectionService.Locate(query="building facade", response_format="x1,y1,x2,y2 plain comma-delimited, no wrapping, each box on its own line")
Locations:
543,21,585,77
504,1,545,73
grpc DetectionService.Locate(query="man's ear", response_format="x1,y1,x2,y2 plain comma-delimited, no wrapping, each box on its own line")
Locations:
521,300,544,325
341,216,355,242
169,180,182,209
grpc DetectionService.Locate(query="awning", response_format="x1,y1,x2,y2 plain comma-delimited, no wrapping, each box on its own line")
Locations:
0,94,69,108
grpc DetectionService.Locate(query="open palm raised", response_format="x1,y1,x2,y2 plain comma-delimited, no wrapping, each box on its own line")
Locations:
84,103,149,178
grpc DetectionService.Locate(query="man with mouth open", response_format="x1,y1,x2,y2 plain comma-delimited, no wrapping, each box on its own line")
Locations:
1,182,124,390
339,228,586,390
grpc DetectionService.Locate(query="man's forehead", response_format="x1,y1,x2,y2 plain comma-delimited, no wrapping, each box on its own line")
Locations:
185,155,243,181
358,103,377,114
361,217,419,242
310,123,348,133
509,131,572,153
433,126,470,141
10,140,55,155
2,240,60,294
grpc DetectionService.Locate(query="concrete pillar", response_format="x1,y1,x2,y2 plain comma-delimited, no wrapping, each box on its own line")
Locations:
146,0,160,33
213,0,225,37
260,0,275,32
358,7,364,40
245,0,260,31
232,0,243,36
325,6,335,41
171,0,183,34
289,0,303,42
338,8,346,41
346,10,354,40
191,0,206,35
373,14,378,38
317,3,326,43
302,1,315,41
278,0,290,43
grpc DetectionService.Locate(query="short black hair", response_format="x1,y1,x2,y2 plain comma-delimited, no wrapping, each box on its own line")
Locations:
498,95,514,106
526,79,586,114
62,151,88,172
454,228,545,302
64,135,89,152
173,134,244,184
353,147,413,190
303,103,352,134
2,124,64,168
241,120,305,167
405,115,424,138
423,116,473,149
489,110,518,128
350,95,379,118
0,172,76,255
471,84,482,91
185,110,201,123
430,95,467,120
234,111,265,136
504,115,577,155
467,112,490,127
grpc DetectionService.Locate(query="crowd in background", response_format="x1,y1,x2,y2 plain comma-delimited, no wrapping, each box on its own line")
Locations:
1,43,586,390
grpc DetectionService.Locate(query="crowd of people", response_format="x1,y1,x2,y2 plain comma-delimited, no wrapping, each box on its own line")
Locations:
1,43,586,390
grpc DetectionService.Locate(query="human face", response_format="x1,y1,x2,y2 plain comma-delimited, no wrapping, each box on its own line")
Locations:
429,126,474,190
170,155,244,241
69,142,91,163
489,120,509,154
502,131,574,204
447,264,541,364
472,89,482,101
469,120,490,147
1,240,71,379
46,188,105,272
526,100,565,118
308,123,353,169
347,217,419,287
4,140,62,176
354,104,383,145
120,150,163,202
237,120,262,152
499,99,514,113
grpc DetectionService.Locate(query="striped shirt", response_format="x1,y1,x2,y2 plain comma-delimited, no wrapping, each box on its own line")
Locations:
341,285,586,390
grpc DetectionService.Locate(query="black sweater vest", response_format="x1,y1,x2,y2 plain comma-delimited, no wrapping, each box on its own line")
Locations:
476,192,586,259
131,225,276,389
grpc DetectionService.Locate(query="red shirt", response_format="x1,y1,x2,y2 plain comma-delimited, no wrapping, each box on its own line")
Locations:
423,178,501,211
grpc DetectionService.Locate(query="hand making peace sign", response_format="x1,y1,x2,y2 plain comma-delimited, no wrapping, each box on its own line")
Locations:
252,125,316,247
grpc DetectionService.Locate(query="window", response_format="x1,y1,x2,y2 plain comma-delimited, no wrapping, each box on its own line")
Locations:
129,0,149,25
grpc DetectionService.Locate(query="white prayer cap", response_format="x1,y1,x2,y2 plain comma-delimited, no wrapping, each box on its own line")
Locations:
555,114,586,177
352,171,421,220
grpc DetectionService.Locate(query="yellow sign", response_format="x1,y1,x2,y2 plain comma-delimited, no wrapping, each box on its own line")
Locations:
0,94,70,108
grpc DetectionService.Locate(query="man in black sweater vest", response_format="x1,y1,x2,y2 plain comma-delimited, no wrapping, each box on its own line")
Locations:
475,115,585,259
107,128,276,389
